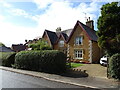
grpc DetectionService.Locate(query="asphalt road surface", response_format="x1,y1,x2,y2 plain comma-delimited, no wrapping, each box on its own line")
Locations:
0,70,95,89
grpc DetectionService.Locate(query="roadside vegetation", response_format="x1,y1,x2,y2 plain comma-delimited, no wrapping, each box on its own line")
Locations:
109,53,120,80
0,52,16,67
97,2,120,80
0,41,67,74
0,42,16,67
14,50,67,74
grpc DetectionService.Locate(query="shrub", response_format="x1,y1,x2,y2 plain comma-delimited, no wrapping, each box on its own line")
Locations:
40,45,52,50
0,52,16,67
14,50,67,73
28,40,52,50
14,51,39,71
109,53,120,80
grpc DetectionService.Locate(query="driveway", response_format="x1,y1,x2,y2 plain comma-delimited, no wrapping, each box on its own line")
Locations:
74,64,107,78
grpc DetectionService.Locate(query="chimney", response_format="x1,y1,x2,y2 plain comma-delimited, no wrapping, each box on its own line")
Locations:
56,27,61,32
86,17,94,30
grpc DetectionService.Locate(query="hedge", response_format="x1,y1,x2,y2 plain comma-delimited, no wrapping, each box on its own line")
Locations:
109,53,120,80
14,50,67,73
0,52,16,67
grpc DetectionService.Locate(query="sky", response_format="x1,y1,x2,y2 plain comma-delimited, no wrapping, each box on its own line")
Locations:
0,0,119,47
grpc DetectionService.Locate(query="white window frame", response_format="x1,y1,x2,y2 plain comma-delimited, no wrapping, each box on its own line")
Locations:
74,49,83,59
59,40,64,47
75,36,83,45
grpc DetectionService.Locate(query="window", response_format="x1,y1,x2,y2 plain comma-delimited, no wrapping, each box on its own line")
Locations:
75,36,83,45
74,50,83,59
59,40,64,47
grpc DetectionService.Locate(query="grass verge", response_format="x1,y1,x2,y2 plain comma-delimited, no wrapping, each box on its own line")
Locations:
67,63,84,68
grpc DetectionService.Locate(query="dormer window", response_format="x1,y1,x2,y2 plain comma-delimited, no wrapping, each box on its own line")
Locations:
59,40,64,47
75,36,83,45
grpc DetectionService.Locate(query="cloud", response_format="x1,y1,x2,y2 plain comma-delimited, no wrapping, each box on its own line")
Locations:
0,1,104,47
3,2,12,8
0,15,41,47
0,1,31,19
11,8,29,18
6,7,37,23
32,1,102,32
0,1,12,8
0,15,4,21
33,0,54,9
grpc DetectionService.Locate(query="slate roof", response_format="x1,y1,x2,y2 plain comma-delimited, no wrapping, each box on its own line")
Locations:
79,21,98,41
12,44,26,52
43,30,58,45
67,20,98,42
54,32,69,44
61,33,68,41
43,20,98,45
56,29,72,37
61,29,73,36
43,29,72,45
0,46,14,52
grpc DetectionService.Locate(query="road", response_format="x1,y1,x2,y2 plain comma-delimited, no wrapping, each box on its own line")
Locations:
0,70,94,89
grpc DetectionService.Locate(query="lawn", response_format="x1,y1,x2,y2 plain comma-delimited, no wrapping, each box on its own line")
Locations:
67,63,84,68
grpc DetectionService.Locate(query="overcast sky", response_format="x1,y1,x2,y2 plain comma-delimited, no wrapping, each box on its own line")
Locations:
0,0,119,47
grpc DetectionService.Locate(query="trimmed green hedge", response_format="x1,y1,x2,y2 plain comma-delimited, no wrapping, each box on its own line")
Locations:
14,50,67,73
0,52,16,67
109,53,120,80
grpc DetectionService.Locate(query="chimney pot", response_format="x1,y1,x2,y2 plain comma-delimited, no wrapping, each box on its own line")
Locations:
56,27,61,32
86,19,94,30
87,19,88,21
89,17,90,21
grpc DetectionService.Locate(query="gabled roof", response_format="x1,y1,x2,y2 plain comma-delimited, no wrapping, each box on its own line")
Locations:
67,20,98,42
12,44,26,52
54,33,68,44
42,20,98,45
79,21,98,41
61,33,68,41
61,29,73,36
56,29,72,37
42,30,58,45
0,46,14,52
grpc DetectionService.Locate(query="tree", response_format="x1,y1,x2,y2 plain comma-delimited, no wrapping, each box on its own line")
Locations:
0,42,5,47
28,40,52,50
97,2,120,56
